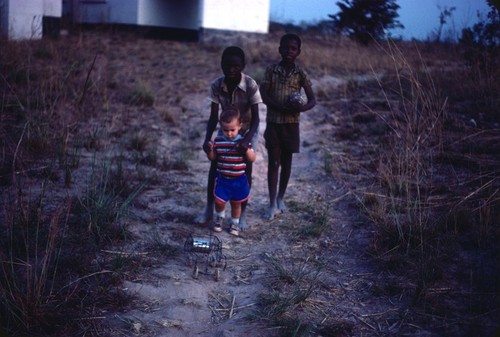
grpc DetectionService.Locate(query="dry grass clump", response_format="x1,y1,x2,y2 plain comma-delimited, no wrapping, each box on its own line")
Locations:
253,253,328,335
253,251,356,337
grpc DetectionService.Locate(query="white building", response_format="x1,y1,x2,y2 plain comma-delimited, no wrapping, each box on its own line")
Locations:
1,0,269,40
0,0,61,40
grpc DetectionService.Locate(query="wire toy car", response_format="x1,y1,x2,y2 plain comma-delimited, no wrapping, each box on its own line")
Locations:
184,233,226,281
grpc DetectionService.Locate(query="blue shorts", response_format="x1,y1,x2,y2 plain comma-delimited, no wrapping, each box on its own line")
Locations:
214,174,250,204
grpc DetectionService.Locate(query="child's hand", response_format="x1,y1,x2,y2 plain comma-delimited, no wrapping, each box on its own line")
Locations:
202,140,212,154
207,141,214,152
206,141,216,161
235,139,249,155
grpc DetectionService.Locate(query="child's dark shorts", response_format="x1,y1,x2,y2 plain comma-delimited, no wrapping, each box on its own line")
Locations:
264,122,300,153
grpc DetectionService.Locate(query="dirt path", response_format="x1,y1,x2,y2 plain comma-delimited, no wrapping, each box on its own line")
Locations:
95,85,417,337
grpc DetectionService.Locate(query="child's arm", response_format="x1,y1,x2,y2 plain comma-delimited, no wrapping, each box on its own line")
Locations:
237,103,260,153
203,102,219,154
244,147,256,163
261,66,317,114
206,141,216,161
283,85,317,113
299,84,317,112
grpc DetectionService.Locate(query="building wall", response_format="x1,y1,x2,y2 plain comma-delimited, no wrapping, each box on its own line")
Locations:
202,0,269,33
0,0,61,40
138,0,200,29
43,0,62,38
1,0,269,40
3,0,43,39
74,0,201,29
71,0,269,33
44,0,62,17
75,0,138,24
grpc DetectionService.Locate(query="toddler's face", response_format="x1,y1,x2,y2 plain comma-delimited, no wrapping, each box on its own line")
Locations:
220,118,242,141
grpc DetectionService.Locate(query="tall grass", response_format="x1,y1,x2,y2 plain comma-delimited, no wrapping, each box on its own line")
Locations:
0,157,144,334
349,41,451,294
77,156,146,243
0,182,70,333
370,41,447,253
1,34,145,335
350,39,499,303
1,39,83,333
0,38,95,185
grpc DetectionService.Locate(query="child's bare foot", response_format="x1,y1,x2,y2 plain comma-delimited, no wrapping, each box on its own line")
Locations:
266,206,281,220
277,198,287,212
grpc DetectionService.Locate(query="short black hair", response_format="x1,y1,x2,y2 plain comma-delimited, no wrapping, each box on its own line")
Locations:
280,33,301,49
219,106,241,124
221,46,245,64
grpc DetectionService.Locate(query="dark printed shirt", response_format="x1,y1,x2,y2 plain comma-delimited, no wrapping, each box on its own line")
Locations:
263,63,312,124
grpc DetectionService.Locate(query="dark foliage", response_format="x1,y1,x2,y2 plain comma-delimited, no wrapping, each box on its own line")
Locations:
460,2,499,69
329,0,403,44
